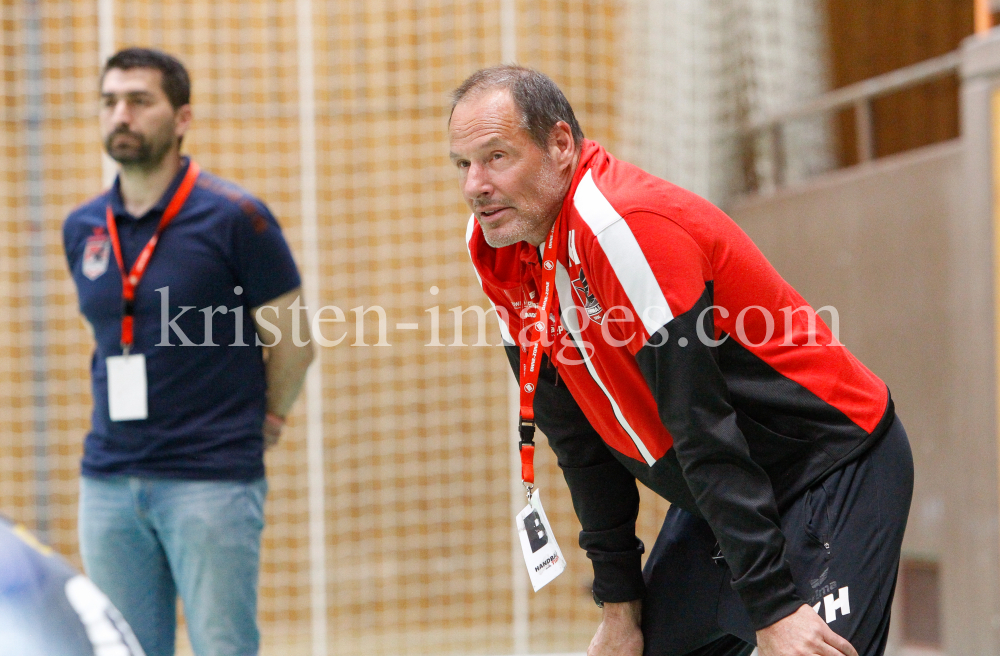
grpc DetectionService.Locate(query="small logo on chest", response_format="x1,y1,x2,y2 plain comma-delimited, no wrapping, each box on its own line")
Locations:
571,269,605,325
82,231,111,281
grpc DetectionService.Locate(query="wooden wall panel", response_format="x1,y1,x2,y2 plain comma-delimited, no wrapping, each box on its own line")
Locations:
825,0,973,164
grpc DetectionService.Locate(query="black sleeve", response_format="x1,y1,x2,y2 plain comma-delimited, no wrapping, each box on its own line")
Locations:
503,344,645,603
634,284,803,629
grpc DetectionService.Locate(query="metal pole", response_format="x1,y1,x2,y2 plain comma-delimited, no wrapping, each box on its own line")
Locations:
500,4,529,653
25,0,49,542
508,376,529,655
769,123,785,189
296,0,327,652
976,0,992,36
854,99,875,163
501,0,517,64
98,0,116,186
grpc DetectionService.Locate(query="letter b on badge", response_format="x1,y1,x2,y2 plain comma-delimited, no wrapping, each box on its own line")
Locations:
516,490,566,591
522,510,549,553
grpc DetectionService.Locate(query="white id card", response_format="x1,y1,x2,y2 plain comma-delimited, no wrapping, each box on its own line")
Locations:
106,354,148,421
516,489,567,592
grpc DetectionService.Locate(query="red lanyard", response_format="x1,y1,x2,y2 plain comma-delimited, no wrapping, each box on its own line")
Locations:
518,219,560,489
105,161,201,353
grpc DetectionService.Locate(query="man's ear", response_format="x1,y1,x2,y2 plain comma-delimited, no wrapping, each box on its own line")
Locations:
549,120,576,169
174,104,193,140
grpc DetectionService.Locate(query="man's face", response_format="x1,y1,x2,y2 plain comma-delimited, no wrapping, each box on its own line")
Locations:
449,89,569,248
100,68,188,167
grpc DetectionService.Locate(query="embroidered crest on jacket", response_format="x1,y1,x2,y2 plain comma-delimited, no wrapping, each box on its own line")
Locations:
572,269,605,324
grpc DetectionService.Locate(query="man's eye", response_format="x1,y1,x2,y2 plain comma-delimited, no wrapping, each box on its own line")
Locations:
492,152,503,160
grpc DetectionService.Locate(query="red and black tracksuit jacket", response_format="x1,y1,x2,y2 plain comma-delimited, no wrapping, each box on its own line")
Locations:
467,140,893,630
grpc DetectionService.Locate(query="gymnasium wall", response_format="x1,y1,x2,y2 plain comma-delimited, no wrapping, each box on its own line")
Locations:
728,105,1000,653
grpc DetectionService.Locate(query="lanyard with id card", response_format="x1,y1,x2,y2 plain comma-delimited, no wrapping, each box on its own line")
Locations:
515,219,567,592
104,161,201,422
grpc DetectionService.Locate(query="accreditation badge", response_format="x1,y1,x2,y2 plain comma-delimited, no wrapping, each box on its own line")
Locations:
515,489,566,591
106,354,148,421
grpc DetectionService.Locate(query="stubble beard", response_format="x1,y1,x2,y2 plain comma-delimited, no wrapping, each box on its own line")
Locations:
104,126,174,169
480,161,566,249
481,204,539,248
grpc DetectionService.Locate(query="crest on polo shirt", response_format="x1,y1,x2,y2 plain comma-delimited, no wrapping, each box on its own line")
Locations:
82,230,111,281
572,269,605,324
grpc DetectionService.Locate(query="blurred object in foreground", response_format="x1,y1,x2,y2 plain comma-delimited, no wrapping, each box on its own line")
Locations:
0,514,144,656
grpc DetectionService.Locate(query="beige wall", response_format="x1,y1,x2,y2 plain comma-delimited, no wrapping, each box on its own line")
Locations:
729,138,1000,654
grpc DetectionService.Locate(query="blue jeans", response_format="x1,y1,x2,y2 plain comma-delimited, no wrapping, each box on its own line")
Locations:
79,475,267,656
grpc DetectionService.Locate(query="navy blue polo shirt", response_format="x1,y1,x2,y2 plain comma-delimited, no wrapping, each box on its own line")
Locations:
63,158,301,480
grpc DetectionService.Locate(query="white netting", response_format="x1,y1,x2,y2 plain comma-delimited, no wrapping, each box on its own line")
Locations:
618,0,833,202
0,2,829,654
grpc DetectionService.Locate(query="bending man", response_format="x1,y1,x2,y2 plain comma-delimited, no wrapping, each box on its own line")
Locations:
449,65,912,656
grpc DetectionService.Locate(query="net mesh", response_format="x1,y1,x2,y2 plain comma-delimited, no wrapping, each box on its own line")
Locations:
618,0,832,200
0,2,828,654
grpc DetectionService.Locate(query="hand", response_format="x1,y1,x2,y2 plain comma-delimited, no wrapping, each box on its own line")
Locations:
587,600,643,656
756,604,858,656
263,412,285,450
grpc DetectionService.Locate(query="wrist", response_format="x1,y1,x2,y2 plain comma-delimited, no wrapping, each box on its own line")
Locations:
601,600,642,626
263,412,285,449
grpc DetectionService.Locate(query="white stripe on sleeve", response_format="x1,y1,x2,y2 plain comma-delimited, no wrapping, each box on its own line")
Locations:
573,170,673,337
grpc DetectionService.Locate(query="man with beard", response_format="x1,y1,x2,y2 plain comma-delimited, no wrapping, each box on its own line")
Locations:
451,66,912,656
62,48,314,656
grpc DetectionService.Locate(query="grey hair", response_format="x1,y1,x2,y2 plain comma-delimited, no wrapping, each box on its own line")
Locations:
450,65,585,149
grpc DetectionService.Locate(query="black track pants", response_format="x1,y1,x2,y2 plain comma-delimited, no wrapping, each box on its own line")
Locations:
640,415,913,656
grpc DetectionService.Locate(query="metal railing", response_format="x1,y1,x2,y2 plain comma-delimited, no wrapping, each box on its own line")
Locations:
744,49,961,191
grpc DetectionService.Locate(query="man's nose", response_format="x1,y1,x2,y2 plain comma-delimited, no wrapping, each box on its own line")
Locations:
109,99,132,125
463,161,493,200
